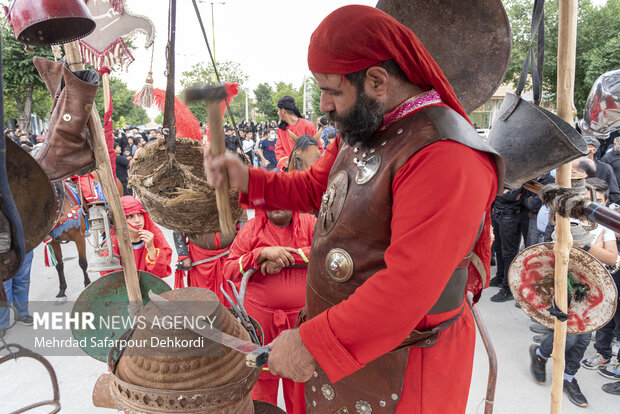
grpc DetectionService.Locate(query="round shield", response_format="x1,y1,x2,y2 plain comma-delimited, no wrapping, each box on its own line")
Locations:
508,243,617,334
376,0,511,113
6,139,57,252
71,270,171,362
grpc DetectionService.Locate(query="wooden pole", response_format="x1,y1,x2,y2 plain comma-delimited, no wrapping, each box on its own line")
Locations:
63,41,143,308
551,1,578,412
206,100,236,237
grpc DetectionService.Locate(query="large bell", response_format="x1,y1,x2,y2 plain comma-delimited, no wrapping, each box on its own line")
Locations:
8,0,95,46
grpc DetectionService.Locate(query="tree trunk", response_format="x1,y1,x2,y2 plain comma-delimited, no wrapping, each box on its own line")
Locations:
16,86,33,133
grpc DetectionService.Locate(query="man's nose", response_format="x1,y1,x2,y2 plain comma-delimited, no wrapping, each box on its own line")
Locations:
319,92,334,113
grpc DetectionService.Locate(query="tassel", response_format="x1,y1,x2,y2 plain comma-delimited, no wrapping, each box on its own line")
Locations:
135,71,154,107
134,44,155,108
43,237,57,267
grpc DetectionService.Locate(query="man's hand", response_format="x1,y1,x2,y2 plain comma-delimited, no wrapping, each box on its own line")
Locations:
203,147,250,192
258,246,297,269
260,259,283,275
268,328,316,382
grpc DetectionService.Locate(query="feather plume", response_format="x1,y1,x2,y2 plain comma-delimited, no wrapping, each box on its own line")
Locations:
134,88,202,141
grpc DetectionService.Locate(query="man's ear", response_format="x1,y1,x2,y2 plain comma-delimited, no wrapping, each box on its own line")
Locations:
365,66,389,97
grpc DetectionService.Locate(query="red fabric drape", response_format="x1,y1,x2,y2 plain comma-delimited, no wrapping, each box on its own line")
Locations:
97,67,117,178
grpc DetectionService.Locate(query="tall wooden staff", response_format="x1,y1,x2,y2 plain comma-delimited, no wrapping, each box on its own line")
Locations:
551,1,578,412
63,42,142,308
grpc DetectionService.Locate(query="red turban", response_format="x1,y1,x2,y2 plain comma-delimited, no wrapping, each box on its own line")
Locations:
308,5,470,123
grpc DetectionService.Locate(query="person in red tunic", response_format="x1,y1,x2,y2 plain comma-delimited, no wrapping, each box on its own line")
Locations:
222,209,316,413
173,231,235,302
205,6,504,413
274,95,321,170
104,196,172,279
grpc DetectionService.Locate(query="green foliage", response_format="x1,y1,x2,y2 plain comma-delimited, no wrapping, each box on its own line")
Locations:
503,0,620,114
254,82,277,120
180,60,249,124
272,82,303,112
153,112,163,125
1,27,54,130
94,77,149,127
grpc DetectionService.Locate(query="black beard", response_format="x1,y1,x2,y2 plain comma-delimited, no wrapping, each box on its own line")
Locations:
328,90,384,146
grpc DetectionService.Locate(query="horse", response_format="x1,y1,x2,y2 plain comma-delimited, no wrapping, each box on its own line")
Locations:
48,172,123,304
285,134,322,172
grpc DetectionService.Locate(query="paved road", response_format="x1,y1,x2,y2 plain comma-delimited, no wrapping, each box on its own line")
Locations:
0,235,617,413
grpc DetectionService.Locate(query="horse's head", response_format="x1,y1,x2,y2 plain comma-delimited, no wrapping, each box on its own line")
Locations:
287,134,321,172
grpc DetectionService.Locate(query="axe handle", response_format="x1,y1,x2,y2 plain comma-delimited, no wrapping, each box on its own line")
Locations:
206,101,236,236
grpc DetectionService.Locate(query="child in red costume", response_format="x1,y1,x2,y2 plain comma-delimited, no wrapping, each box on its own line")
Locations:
223,209,316,413
103,196,172,278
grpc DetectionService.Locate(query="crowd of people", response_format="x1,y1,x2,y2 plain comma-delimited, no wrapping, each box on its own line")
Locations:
3,4,620,412
487,130,620,406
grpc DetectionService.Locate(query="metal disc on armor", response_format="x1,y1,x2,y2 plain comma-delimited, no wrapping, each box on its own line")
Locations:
508,243,617,334
6,138,57,252
318,170,348,235
376,0,511,113
355,155,381,185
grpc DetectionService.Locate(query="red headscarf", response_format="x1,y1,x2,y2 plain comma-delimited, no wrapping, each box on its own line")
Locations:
307,5,470,123
111,196,168,252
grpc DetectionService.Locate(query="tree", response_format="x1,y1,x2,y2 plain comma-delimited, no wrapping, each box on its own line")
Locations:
180,60,249,124
153,112,163,125
254,82,277,120
93,77,149,127
309,76,324,118
272,82,304,115
503,0,620,115
2,28,54,131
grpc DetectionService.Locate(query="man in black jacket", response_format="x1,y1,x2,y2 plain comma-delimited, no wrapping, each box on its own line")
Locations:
114,143,132,195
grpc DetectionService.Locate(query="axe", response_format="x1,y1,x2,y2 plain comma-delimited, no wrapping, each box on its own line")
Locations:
185,84,236,236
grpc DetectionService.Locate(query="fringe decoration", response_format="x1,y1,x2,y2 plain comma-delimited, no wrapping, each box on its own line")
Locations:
79,38,135,71
137,88,202,141
43,237,57,267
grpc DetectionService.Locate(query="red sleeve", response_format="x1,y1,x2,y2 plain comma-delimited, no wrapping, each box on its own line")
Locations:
239,137,340,211
145,244,173,279
299,141,498,382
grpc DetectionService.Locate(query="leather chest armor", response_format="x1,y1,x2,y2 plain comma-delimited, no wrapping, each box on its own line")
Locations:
304,106,502,413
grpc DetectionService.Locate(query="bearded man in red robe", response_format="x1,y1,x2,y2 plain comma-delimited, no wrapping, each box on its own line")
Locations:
274,95,321,170
205,5,504,413
222,209,316,413
104,196,172,279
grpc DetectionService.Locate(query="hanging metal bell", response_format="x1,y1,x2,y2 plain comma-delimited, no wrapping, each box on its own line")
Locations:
8,0,95,46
